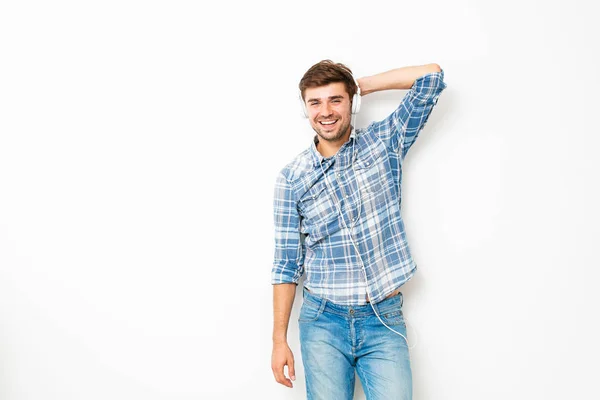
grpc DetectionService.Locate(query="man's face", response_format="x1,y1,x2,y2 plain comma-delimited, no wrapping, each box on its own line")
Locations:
303,82,352,143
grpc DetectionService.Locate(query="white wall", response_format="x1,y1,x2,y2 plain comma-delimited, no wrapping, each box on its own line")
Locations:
1,0,598,399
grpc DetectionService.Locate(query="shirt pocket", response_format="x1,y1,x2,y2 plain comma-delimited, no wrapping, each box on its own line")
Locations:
353,140,387,194
298,181,335,226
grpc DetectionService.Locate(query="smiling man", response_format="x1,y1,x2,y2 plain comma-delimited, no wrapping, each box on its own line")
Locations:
271,60,447,400
305,82,352,145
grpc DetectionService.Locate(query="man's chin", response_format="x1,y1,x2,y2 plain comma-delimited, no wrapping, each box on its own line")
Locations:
315,128,343,142
319,133,338,142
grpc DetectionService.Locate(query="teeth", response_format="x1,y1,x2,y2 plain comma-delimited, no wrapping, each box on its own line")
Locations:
320,120,337,125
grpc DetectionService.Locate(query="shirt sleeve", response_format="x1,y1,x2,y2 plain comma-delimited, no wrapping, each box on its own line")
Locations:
271,172,305,285
371,69,447,160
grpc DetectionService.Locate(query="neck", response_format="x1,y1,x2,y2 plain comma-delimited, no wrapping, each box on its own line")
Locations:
316,127,353,158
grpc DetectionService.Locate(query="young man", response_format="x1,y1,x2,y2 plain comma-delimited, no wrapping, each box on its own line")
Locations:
271,60,446,399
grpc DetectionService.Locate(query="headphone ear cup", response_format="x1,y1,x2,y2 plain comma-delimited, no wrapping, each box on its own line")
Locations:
352,93,361,114
299,93,308,118
352,76,362,114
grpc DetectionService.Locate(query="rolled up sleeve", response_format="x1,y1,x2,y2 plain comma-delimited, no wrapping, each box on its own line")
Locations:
271,172,304,285
372,69,447,159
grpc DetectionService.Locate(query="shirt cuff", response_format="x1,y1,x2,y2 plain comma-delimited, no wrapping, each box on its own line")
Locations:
410,69,447,104
271,261,304,284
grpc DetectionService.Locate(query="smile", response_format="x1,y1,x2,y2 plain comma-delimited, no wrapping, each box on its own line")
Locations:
319,120,338,126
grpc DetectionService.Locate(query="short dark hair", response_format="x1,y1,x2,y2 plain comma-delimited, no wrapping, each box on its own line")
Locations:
299,60,357,101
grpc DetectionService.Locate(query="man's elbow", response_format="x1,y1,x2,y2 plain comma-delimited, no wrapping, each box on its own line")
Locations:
428,63,442,73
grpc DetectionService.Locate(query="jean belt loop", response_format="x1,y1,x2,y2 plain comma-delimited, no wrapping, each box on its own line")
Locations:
372,297,381,316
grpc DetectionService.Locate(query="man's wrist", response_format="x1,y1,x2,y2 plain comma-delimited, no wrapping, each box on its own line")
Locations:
272,336,288,345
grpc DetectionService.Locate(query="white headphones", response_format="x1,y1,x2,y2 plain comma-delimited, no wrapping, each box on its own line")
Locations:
299,76,361,118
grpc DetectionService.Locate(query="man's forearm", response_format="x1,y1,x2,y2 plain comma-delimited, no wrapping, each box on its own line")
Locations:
358,63,442,95
273,283,297,343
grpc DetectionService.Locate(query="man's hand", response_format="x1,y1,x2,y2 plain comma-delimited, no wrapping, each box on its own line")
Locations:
271,341,296,388
272,283,297,387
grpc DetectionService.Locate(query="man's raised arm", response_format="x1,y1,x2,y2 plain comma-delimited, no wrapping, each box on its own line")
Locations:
357,63,442,95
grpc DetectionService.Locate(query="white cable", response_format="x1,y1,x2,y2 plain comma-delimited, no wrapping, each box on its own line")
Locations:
317,111,417,350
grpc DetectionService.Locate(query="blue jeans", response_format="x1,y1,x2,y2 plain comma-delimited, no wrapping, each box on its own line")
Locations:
299,288,412,400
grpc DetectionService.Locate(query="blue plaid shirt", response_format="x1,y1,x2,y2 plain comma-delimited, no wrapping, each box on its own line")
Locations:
272,70,447,305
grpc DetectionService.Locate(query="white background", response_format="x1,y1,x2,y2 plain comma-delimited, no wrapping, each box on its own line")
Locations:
1,0,598,399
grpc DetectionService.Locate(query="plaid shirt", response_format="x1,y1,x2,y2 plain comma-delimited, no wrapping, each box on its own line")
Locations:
272,70,447,305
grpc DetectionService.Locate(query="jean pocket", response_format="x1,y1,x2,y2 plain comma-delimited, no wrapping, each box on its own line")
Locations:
298,299,325,323
380,307,406,327
380,300,406,327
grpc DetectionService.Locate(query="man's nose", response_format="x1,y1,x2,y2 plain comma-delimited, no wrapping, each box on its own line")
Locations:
319,103,332,117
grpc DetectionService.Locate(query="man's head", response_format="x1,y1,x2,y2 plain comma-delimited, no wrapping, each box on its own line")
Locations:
299,60,359,144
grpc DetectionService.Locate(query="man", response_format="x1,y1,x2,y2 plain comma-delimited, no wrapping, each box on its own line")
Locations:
271,60,446,399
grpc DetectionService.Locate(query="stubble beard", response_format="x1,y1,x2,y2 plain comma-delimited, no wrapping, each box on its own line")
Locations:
313,118,352,144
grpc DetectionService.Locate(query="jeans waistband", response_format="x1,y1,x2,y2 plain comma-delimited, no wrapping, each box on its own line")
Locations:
302,287,403,318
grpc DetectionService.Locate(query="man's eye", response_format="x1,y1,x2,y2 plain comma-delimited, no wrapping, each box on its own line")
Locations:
332,99,341,103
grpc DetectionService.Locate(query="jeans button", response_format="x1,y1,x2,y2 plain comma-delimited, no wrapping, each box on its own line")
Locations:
349,309,355,315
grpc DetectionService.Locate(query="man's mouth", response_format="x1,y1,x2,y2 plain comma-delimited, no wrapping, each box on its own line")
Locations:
319,119,338,127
